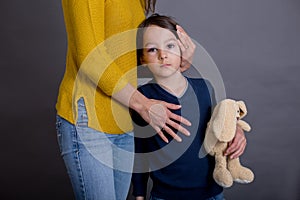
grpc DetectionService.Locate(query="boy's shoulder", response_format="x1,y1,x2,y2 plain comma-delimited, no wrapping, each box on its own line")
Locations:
137,81,162,98
187,77,216,106
137,80,157,92
186,77,212,88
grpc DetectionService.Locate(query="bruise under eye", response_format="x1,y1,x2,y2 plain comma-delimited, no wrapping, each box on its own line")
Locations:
146,47,158,52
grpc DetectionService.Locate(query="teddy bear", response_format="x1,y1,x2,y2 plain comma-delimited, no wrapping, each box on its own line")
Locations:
203,99,254,188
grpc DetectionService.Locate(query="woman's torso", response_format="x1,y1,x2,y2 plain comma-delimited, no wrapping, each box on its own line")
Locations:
56,0,145,133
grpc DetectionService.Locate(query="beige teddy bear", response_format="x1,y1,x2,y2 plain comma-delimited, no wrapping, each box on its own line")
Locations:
204,99,254,188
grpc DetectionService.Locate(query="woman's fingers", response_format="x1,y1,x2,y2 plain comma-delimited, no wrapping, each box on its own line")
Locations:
148,101,191,142
153,123,184,143
154,126,169,143
168,111,191,128
164,102,191,127
176,25,196,71
166,114,190,137
177,25,195,50
152,123,181,143
162,125,182,142
177,39,186,52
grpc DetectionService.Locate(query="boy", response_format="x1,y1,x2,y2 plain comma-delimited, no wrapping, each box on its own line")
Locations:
131,14,245,200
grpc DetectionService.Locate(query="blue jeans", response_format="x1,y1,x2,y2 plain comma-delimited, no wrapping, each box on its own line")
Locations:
206,192,225,200
150,192,224,200
56,98,134,200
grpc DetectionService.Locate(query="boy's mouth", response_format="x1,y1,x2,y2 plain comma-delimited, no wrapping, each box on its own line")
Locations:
161,64,171,67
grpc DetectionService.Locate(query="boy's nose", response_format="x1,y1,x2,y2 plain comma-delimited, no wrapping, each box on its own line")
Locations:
158,49,168,60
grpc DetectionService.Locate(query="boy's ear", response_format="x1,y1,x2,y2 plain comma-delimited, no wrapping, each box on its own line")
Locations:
140,57,146,67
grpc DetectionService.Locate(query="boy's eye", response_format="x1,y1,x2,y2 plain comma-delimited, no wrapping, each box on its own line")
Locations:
167,43,176,49
147,48,158,53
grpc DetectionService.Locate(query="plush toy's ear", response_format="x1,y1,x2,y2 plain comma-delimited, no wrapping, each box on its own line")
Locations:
211,99,237,142
210,101,225,139
236,100,247,119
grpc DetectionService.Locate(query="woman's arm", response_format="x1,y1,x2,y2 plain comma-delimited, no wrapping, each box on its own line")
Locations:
113,84,191,143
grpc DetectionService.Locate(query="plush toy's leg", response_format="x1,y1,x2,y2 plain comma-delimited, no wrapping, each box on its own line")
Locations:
213,144,233,188
227,157,254,184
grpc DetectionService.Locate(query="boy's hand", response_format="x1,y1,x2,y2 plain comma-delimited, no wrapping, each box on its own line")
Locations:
225,125,247,159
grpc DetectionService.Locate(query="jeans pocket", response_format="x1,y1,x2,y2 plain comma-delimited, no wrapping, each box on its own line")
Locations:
55,115,63,153
76,98,88,127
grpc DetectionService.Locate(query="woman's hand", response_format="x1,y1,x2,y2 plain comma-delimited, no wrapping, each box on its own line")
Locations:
145,99,191,143
225,125,247,159
129,89,191,143
176,25,196,72
113,84,191,143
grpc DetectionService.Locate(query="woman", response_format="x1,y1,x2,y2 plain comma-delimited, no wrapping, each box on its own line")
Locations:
55,0,195,199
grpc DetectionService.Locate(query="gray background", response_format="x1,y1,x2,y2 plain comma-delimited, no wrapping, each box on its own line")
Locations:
0,0,299,199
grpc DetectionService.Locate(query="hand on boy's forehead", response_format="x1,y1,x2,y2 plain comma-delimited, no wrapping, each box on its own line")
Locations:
143,25,177,48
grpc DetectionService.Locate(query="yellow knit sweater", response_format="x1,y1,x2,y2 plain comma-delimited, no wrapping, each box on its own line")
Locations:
56,0,145,133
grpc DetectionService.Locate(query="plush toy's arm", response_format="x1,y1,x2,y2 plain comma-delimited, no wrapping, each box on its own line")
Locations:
237,120,251,132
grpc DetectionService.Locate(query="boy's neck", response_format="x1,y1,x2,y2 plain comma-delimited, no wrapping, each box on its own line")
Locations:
155,72,187,97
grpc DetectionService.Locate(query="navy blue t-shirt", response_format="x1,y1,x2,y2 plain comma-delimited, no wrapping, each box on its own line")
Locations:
131,78,222,200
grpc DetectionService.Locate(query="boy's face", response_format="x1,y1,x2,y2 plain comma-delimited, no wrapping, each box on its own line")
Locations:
141,25,181,78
